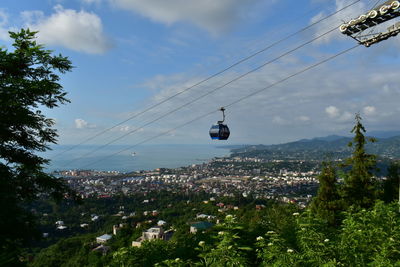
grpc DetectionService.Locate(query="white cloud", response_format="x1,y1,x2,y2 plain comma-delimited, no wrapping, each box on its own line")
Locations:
141,74,186,92
119,125,130,132
298,116,311,122
325,106,353,122
272,116,288,125
382,84,391,94
271,115,311,127
0,9,12,41
75,118,96,129
325,106,340,118
23,5,111,54
109,0,257,35
338,111,353,122
111,125,144,133
75,119,88,129
0,10,7,25
82,0,102,4
363,106,376,116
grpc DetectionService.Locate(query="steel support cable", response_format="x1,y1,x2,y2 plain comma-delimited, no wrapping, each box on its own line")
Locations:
52,0,362,159
63,25,340,169
78,44,361,170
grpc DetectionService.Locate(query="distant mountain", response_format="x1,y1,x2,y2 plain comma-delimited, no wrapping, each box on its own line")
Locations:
298,135,347,142
367,130,400,139
231,134,400,160
293,131,400,142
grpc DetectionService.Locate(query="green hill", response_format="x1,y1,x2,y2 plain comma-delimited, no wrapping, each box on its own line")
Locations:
231,135,400,160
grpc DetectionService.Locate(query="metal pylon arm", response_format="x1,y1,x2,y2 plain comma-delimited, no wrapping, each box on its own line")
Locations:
339,0,400,35
358,22,400,46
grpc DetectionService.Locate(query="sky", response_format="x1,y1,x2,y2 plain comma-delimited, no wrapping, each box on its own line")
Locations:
2,0,400,147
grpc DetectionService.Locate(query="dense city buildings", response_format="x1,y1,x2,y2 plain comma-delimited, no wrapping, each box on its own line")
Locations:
57,155,320,207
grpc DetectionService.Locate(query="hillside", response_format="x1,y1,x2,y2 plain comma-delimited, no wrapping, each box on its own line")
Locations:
231,135,400,160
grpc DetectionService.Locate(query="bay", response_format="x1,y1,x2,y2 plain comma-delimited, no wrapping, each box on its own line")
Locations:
42,144,230,173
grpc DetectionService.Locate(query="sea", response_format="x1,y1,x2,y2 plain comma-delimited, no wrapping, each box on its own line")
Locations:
41,144,231,173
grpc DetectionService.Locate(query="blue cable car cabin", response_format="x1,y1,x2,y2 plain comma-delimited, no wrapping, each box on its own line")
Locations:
209,107,230,140
209,123,230,140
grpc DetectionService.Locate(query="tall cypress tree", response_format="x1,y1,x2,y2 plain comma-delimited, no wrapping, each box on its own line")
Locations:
342,113,377,209
311,162,342,225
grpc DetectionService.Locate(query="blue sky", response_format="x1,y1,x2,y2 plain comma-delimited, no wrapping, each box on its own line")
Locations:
1,0,400,146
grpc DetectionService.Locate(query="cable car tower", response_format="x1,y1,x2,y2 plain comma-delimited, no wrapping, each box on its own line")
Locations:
339,0,400,46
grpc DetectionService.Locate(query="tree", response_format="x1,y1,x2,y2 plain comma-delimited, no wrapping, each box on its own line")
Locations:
341,113,377,209
0,29,73,264
310,162,342,225
383,161,400,203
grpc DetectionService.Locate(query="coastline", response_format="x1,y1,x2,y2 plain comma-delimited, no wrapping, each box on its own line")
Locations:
43,144,232,173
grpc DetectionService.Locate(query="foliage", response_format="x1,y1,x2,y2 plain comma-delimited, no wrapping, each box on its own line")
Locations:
293,210,338,266
155,258,189,267
259,201,400,266
256,230,302,267
383,161,400,203
196,215,250,267
342,114,378,209
26,189,400,267
338,201,400,266
262,203,298,246
111,240,176,267
0,29,73,264
28,235,105,267
310,162,342,225
256,210,334,266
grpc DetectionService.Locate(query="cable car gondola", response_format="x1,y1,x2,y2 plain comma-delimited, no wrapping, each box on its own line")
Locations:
209,107,230,140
